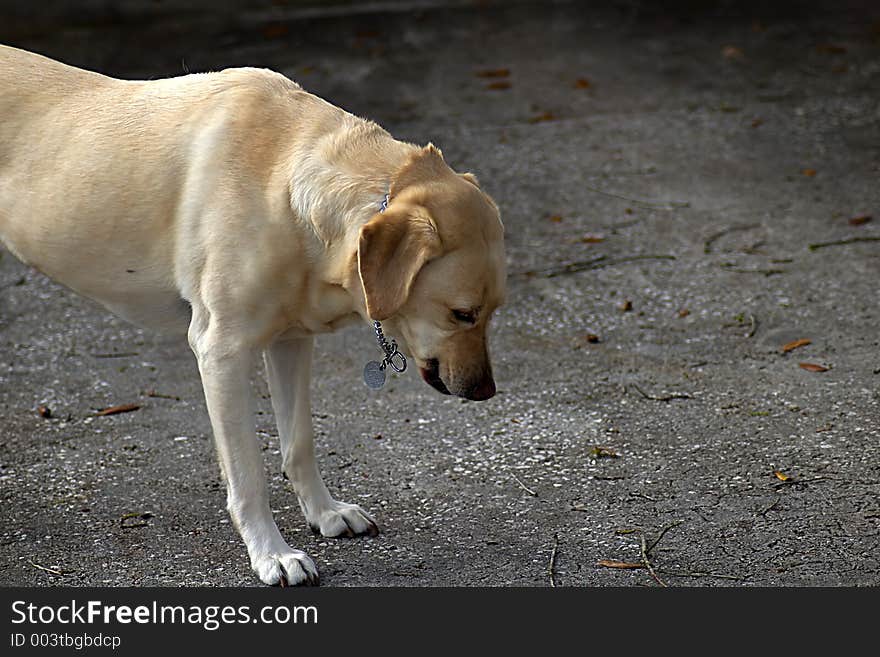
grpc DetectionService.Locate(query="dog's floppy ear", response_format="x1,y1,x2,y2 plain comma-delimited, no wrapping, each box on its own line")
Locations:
358,203,443,321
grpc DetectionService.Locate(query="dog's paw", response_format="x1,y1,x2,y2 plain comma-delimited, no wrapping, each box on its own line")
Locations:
252,549,319,587
306,500,379,538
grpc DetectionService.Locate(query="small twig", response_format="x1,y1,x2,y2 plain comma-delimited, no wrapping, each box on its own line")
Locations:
741,240,766,255
145,390,181,401
640,533,668,587
582,184,690,210
120,511,154,529
513,254,675,279
759,496,781,516
549,533,559,587
630,492,657,502
720,264,785,276
808,236,880,251
30,561,64,576
662,571,743,581
95,403,141,416
91,352,140,359
773,475,827,489
599,522,681,587
511,473,538,497
746,313,758,338
646,520,684,555
704,223,760,254
630,384,692,402
597,559,645,569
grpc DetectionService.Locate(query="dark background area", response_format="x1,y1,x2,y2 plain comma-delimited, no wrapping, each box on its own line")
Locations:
1,0,879,587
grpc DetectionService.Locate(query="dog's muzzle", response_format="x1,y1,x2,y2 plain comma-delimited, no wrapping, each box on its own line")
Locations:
420,359,497,401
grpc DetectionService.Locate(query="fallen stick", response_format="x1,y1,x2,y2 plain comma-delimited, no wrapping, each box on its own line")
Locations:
513,254,676,279
704,223,761,254
746,314,758,338
30,561,64,576
582,184,690,210
662,571,743,581
808,236,880,251
646,520,685,555
511,473,538,497
630,384,692,402
640,533,668,587
95,403,141,416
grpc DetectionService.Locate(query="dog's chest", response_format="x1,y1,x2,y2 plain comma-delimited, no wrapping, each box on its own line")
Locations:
273,282,359,339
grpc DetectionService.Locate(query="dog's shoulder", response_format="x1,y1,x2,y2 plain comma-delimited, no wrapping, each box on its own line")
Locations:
212,66,302,95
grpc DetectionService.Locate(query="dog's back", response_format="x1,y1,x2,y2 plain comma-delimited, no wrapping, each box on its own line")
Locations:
0,46,313,331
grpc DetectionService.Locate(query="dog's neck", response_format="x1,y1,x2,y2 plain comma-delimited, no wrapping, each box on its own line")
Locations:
287,121,417,321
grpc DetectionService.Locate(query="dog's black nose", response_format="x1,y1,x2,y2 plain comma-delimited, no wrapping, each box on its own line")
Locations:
466,377,496,401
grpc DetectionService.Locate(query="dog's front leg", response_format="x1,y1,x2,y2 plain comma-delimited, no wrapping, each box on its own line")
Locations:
264,337,379,538
188,312,319,586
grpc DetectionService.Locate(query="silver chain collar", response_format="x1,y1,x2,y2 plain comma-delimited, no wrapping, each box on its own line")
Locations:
363,193,407,389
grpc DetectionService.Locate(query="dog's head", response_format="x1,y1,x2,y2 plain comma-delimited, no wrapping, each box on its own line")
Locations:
357,145,506,401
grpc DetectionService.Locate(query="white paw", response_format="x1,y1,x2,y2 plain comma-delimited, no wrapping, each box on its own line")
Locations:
251,549,319,587
305,500,379,538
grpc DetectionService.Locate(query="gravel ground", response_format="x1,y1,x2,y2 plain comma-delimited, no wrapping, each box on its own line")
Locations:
1,0,878,587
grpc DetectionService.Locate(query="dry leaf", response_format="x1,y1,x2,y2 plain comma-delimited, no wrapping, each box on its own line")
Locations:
597,560,645,569
573,333,601,348
262,23,289,39
799,362,829,372
580,234,604,243
486,81,511,90
801,168,817,177
528,111,556,124
816,43,847,54
751,118,764,128
849,215,872,226
96,403,141,416
590,446,618,459
37,405,52,418
548,214,563,223
619,299,633,312
574,78,591,89
722,45,744,59
476,68,510,78
678,308,690,318
782,338,811,353
773,470,790,481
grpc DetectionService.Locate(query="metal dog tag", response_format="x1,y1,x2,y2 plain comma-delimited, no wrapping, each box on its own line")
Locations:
363,360,386,389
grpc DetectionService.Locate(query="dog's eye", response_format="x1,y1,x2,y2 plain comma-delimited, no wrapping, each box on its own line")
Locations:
452,309,477,324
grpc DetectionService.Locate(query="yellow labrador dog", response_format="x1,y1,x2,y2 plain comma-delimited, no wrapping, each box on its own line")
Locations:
0,45,506,586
